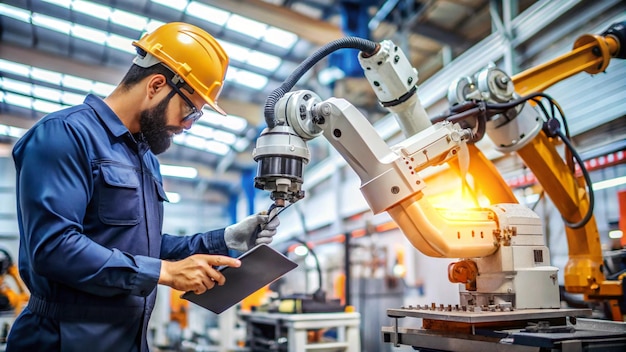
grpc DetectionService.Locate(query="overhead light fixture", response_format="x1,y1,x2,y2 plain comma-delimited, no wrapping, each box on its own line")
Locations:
213,130,237,145
225,68,268,90
165,192,181,204
219,41,281,72
593,176,626,191
226,14,268,40
263,27,298,48
205,140,230,156
0,124,27,139
0,3,29,21
609,229,623,239
233,137,251,152
151,0,188,12
160,164,198,179
185,2,230,26
294,245,309,256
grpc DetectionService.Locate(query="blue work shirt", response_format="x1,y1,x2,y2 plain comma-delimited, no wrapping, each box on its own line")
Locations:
8,94,229,352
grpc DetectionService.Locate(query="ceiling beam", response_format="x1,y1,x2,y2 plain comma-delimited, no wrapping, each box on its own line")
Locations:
199,0,345,45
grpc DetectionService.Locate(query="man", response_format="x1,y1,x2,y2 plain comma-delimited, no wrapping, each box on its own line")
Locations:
7,22,278,351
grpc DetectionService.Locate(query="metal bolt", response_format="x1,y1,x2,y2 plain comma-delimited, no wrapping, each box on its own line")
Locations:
320,103,332,116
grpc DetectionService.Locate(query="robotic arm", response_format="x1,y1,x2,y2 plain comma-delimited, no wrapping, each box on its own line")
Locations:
253,39,500,258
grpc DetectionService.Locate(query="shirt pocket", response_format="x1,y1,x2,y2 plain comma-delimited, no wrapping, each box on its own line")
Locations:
154,180,169,203
98,164,141,225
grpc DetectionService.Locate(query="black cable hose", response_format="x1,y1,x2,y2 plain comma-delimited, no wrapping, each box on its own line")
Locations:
444,91,594,229
264,37,378,128
522,95,593,228
555,129,595,229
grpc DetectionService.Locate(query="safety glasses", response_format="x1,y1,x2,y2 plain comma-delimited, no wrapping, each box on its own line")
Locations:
165,79,204,124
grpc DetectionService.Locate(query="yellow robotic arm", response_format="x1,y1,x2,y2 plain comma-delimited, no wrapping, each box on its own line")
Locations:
515,23,624,301
438,21,625,309
0,249,29,316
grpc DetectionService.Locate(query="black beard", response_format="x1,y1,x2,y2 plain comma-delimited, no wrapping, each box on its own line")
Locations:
139,96,179,155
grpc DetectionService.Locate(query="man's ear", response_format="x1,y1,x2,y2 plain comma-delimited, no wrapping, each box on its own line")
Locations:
147,74,168,99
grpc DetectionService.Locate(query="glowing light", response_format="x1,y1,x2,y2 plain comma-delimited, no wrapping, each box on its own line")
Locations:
294,245,309,256
609,230,623,239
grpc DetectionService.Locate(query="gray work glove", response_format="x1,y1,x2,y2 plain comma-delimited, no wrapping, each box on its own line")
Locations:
224,209,280,252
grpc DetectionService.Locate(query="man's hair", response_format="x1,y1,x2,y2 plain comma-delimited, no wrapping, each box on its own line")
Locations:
119,60,175,90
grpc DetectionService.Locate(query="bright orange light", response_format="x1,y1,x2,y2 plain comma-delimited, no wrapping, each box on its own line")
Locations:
427,184,491,210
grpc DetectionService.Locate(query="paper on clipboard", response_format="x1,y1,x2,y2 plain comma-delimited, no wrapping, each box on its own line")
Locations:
182,244,298,314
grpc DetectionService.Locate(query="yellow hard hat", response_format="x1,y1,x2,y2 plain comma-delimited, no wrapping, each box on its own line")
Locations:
133,22,229,115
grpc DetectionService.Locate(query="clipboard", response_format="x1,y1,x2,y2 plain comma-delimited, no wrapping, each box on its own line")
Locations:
182,244,298,314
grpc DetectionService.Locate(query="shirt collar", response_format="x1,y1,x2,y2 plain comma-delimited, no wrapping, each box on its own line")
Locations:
84,94,131,138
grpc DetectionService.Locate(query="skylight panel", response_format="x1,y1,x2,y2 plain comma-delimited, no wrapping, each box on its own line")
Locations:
0,124,27,139
145,20,165,33
247,51,281,71
107,33,136,54
219,42,249,62
33,86,62,102
160,164,198,179
110,9,147,31
1,78,78,107
62,74,93,91
165,192,181,203
2,61,115,100
61,91,85,105
72,24,108,44
218,42,282,71
0,4,31,22
5,92,33,110
172,134,186,145
186,1,230,26
1,78,32,96
263,27,298,48
92,82,116,97
151,0,188,12
0,60,30,77
71,0,110,21
226,14,268,39
233,137,250,152
32,13,71,34
30,68,63,85
226,68,268,90
205,140,229,155
44,0,152,32
188,124,215,139
203,111,248,133
33,99,64,113
181,134,206,150
213,130,237,145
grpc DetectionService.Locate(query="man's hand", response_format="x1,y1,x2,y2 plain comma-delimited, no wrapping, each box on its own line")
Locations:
158,255,241,294
224,209,280,252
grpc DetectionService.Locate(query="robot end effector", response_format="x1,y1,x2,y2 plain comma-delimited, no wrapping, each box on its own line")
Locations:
252,37,448,206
